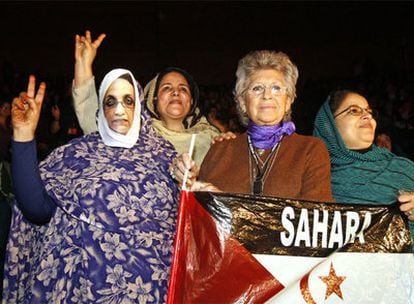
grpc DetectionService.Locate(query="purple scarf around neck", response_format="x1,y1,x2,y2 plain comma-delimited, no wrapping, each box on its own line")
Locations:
247,121,296,149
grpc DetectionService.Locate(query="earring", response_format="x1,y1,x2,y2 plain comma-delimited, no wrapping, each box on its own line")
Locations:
284,109,292,121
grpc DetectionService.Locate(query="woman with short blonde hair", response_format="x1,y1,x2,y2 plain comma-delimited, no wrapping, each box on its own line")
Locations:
193,50,333,201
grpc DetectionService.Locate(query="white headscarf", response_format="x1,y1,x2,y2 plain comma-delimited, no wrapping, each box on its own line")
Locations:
97,68,142,148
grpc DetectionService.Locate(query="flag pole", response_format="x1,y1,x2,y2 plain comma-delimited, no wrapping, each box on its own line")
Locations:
181,134,197,191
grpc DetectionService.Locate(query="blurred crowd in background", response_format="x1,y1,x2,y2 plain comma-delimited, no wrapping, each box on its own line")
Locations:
1,56,414,163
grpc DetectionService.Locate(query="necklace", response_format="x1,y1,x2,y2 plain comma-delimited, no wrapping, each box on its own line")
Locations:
257,148,265,156
248,136,281,195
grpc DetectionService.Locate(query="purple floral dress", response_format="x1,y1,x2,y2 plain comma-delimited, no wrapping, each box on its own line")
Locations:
2,114,179,303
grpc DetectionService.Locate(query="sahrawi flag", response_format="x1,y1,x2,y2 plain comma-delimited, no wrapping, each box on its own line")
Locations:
167,191,414,304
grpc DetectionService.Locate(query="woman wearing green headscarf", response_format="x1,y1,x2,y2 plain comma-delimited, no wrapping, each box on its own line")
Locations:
313,89,414,239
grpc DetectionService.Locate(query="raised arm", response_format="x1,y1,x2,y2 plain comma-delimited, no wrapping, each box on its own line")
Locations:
72,30,105,134
12,75,45,142
11,76,55,224
74,30,106,87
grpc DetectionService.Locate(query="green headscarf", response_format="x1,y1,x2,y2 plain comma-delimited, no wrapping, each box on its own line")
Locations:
313,99,414,206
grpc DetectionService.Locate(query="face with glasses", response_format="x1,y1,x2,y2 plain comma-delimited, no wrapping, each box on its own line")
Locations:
157,72,192,123
240,69,292,126
103,78,135,135
333,93,377,150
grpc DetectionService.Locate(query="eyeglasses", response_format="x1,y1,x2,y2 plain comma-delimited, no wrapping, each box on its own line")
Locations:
103,96,135,109
333,105,378,119
245,83,288,97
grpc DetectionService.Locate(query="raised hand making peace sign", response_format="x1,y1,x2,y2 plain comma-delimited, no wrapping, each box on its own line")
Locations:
74,30,106,87
11,75,46,142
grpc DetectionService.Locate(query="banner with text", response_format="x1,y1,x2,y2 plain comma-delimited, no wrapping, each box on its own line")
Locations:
167,191,414,303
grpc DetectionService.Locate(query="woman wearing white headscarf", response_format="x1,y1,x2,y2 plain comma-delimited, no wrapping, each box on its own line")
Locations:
72,31,219,167
3,69,179,303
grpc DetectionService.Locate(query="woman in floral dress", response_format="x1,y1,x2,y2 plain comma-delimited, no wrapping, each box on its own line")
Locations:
3,69,179,303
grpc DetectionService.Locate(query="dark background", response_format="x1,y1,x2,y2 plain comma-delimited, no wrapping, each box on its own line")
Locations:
1,1,414,142
1,1,413,86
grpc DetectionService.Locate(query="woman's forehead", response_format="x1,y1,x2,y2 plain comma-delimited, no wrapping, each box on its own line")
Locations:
340,93,369,108
249,69,284,83
108,78,134,90
105,79,135,98
160,72,189,85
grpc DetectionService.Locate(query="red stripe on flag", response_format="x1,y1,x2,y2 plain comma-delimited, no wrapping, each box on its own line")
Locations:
168,191,284,303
